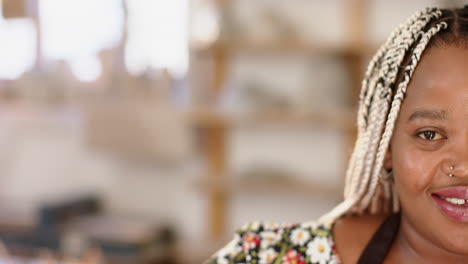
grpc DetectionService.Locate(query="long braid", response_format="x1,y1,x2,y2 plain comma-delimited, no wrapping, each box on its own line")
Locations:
347,9,441,209
362,21,448,212
320,7,454,224
349,11,443,214
345,14,419,197
355,11,446,211
357,8,437,132
343,8,440,200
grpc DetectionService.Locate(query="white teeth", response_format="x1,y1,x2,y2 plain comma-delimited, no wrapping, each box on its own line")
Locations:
444,197,467,205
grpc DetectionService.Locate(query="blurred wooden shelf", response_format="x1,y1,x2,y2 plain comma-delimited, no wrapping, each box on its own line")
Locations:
196,0,371,240
194,178,343,197
192,41,376,57
187,107,357,130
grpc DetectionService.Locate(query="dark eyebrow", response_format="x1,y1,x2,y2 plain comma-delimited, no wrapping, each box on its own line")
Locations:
408,109,448,121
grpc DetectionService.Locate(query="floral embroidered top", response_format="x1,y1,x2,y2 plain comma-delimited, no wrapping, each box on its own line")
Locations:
206,221,340,264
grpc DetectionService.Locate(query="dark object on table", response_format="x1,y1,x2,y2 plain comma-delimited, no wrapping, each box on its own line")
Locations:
0,194,175,264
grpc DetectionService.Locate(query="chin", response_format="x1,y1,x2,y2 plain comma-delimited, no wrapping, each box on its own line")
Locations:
401,197,468,256
441,235,468,255
430,212,468,256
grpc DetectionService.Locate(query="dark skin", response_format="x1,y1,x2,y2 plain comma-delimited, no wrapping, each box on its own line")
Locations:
334,45,468,263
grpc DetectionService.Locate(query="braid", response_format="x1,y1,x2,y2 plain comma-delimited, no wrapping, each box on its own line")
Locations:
361,21,448,212
347,8,442,209
319,7,456,224
344,8,440,199
355,13,446,212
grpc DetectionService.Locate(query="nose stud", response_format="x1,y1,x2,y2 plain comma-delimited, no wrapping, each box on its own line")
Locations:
449,165,455,177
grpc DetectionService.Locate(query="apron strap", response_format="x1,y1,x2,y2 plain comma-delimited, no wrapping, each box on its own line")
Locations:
357,213,400,264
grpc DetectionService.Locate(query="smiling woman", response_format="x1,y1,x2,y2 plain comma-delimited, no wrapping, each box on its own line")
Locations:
385,44,468,259
207,6,468,264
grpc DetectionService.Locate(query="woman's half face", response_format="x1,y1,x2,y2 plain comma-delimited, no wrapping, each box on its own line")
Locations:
387,45,468,254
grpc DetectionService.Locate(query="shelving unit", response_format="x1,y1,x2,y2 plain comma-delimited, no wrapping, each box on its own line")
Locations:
194,176,343,197
193,0,372,241
189,107,357,130
193,42,372,57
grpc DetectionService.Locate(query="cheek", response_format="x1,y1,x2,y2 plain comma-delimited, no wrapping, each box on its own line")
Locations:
392,137,439,196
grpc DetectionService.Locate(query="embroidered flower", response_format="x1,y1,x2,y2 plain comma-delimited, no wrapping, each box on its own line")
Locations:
300,221,318,229
260,230,282,248
328,253,340,264
306,237,332,264
263,221,280,230
241,223,249,230
280,222,295,229
242,233,260,250
290,228,311,246
250,221,261,231
282,249,305,264
228,234,243,256
215,255,229,264
241,221,261,232
230,244,242,258
258,248,278,264
234,233,241,240
215,240,239,264
208,220,339,264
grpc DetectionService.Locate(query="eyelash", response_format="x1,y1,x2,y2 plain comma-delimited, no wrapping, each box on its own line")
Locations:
416,130,444,141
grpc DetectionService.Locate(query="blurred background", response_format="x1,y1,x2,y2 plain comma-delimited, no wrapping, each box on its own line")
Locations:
0,0,463,263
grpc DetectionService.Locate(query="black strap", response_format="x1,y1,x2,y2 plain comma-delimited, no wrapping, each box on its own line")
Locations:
357,213,400,264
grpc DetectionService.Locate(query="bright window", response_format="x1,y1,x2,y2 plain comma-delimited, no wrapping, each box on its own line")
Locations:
125,0,189,78
39,0,124,82
0,4,36,80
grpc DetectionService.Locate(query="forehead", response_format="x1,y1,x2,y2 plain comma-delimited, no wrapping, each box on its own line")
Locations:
401,45,468,114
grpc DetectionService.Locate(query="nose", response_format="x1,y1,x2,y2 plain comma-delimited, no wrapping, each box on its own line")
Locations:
447,165,468,178
444,143,468,178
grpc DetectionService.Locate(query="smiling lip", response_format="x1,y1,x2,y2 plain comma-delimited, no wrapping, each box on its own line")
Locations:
432,187,468,222
433,187,468,200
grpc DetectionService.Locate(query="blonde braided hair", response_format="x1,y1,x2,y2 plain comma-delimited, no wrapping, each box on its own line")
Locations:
320,7,462,224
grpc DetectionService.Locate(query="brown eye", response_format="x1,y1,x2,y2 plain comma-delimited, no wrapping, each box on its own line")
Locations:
417,130,443,141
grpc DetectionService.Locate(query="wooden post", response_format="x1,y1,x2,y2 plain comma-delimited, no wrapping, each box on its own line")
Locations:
206,122,227,240
343,0,369,162
346,0,369,49
207,0,229,239
207,41,228,240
